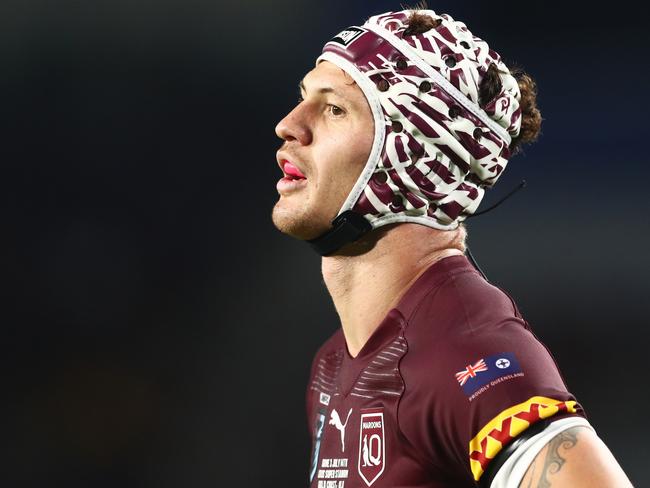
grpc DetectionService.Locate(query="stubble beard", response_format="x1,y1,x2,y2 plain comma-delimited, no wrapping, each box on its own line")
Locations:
271,193,335,241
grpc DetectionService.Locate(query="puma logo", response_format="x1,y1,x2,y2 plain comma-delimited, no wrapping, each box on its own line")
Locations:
329,408,353,452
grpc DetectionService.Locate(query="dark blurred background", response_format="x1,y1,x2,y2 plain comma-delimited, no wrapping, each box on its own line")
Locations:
1,0,647,486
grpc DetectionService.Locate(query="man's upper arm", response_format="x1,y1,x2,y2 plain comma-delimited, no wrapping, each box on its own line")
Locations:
516,425,632,487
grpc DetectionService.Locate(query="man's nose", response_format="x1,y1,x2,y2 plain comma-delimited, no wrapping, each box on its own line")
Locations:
275,105,312,146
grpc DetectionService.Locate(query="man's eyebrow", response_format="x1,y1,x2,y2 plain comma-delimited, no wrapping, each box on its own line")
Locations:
299,80,352,101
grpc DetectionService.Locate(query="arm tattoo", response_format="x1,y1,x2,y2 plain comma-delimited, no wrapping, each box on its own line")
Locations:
522,426,580,488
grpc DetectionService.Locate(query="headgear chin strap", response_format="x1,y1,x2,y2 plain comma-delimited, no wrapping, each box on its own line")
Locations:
307,211,373,256
307,9,524,256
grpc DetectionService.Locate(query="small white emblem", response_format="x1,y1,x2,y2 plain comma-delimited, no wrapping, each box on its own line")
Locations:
319,392,331,406
495,358,510,369
329,408,353,452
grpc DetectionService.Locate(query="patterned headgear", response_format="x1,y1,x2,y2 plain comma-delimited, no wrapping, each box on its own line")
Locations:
308,9,522,256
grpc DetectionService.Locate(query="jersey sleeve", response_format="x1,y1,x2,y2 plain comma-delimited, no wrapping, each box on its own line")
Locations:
397,275,587,485
489,416,594,488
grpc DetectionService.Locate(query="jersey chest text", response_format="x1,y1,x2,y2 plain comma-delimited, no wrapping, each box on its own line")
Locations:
310,395,391,488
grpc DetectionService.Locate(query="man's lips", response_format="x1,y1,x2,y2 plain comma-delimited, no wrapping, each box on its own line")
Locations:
281,160,306,180
276,158,307,195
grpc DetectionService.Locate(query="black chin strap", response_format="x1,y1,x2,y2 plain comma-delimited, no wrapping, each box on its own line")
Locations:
307,180,527,260
307,210,373,257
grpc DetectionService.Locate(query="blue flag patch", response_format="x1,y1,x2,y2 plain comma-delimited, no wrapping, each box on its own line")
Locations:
454,352,523,397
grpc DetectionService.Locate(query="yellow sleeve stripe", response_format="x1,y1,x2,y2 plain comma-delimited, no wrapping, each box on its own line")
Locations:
468,396,578,481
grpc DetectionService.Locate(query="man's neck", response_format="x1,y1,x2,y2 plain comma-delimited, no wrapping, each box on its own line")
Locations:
321,223,465,358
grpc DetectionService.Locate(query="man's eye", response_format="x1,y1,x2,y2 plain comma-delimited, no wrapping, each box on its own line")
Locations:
328,105,345,117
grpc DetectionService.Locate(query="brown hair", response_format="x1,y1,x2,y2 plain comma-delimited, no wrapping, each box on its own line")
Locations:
478,63,542,153
508,68,542,152
403,10,441,36
404,7,543,153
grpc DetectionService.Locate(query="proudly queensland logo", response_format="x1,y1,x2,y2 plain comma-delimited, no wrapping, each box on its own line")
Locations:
358,408,385,486
328,26,365,47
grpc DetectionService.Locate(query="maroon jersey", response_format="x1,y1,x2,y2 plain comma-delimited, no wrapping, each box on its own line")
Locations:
306,255,585,488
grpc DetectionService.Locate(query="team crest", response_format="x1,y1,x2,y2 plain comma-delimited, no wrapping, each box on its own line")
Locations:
358,408,385,486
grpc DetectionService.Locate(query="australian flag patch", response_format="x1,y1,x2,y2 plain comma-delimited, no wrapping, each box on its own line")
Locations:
455,352,523,398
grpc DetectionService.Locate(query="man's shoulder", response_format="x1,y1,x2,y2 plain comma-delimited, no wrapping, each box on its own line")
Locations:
403,264,526,341
398,267,568,400
396,265,560,394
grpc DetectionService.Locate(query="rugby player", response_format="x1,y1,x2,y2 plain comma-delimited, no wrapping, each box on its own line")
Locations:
271,7,632,487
